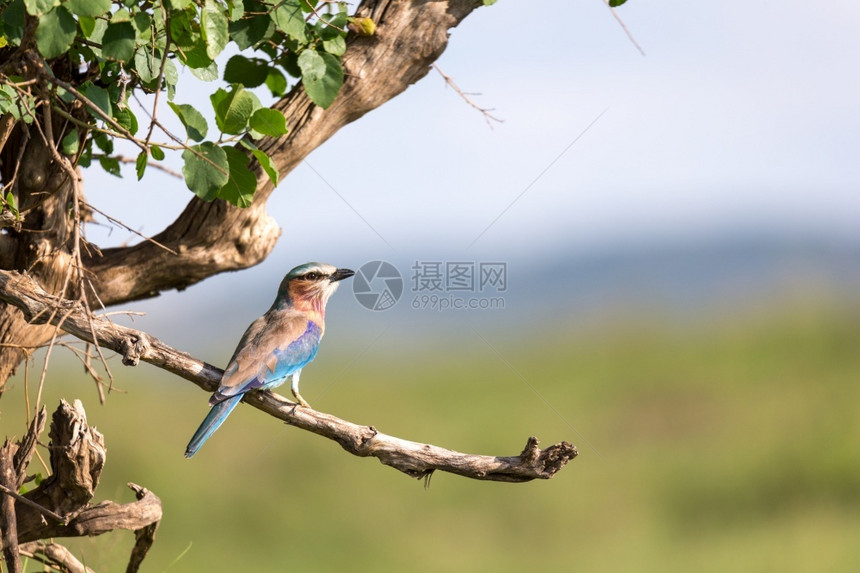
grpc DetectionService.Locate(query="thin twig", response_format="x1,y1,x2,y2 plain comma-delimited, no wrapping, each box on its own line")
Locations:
108,154,183,179
43,76,146,152
432,64,503,127
0,483,67,524
143,8,171,147
85,202,178,255
603,0,645,56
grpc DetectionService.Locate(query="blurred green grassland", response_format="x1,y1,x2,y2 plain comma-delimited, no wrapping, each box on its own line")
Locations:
2,296,860,571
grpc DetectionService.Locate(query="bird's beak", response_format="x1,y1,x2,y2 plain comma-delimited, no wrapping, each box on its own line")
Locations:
329,268,355,282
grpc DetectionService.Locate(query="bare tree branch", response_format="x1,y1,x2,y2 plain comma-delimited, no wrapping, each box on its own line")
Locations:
0,269,578,483
18,541,95,573
433,63,503,126
1,441,22,573
4,399,162,572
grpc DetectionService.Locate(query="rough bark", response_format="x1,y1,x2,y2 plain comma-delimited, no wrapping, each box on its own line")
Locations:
0,269,578,483
18,542,96,573
1,441,22,572
0,399,162,572
0,131,79,388
0,0,483,391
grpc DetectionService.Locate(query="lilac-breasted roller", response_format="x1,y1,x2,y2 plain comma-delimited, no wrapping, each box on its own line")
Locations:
185,262,354,458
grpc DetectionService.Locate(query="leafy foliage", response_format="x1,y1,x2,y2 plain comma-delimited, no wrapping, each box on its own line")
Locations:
0,0,361,206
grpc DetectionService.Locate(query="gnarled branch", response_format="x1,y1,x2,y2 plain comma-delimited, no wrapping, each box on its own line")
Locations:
1,399,161,572
0,269,577,483
18,542,95,573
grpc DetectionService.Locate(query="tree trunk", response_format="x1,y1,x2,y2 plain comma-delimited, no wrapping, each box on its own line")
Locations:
0,122,78,389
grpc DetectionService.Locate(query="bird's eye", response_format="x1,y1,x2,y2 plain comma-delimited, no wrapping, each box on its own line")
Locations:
304,272,318,281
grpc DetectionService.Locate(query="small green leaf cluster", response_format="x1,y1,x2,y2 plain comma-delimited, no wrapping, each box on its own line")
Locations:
0,0,353,206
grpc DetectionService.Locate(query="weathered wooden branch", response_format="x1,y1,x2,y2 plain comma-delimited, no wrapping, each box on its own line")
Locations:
0,441,22,572
0,269,578,483
2,399,162,573
18,541,95,573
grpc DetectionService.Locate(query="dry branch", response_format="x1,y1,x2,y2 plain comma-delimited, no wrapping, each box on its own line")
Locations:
18,541,95,573
3,399,162,572
1,441,22,572
0,269,578,483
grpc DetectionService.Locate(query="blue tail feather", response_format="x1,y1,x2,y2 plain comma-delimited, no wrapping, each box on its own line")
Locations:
185,394,243,458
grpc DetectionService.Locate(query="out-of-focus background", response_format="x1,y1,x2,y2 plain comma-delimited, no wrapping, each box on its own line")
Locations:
5,0,860,570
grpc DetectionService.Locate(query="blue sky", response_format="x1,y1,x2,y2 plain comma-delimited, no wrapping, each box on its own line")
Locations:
86,0,860,256
79,0,860,347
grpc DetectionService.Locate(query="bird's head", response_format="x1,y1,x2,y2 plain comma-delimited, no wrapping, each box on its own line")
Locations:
276,262,355,314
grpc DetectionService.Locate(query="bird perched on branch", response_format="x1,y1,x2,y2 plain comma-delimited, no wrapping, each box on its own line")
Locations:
185,262,355,458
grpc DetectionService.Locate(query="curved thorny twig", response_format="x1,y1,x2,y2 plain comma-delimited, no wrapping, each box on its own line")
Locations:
0,269,578,483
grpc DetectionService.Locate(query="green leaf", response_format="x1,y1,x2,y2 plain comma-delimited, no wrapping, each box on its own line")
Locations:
93,131,113,154
241,140,278,186
134,47,160,83
4,191,18,216
35,5,76,58
65,0,110,17
61,129,79,156
114,107,139,134
224,0,244,21
271,0,306,43
202,0,229,60
211,85,257,135
229,13,272,50
299,51,343,109
219,147,256,207
189,61,219,82
264,68,288,97
150,145,165,161
163,58,179,92
482,0,497,5
168,102,209,142
249,108,287,137
3,0,26,28
182,142,229,200
102,21,136,62
88,17,107,46
317,10,347,40
111,7,131,21
322,35,346,57
608,0,627,6
81,82,112,119
297,49,325,80
166,0,192,9
99,156,122,177
78,15,96,37
223,55,269,88
135,150,147,180
179,42,212,68
23,0,58,16
132,12,152,43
